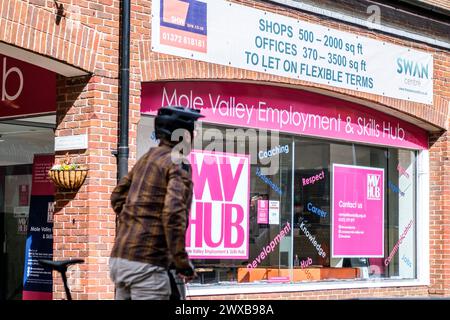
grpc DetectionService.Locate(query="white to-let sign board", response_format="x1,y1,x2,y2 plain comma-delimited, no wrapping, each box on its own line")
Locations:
152,0,433,105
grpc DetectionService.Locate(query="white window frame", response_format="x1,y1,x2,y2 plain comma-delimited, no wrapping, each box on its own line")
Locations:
186,149,430,297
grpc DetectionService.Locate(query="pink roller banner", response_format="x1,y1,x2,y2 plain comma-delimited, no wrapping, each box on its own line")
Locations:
22,154,55,300
332,164,384,257
186,150,250,259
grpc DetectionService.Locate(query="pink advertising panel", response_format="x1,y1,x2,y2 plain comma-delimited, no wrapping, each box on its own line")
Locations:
141,81,428,150
332,164,384,257
257,200,269,224
0,54,56,119
31,154,55,196
186,150,250,259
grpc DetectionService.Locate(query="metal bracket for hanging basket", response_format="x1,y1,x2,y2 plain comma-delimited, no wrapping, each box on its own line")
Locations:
48,169,88,191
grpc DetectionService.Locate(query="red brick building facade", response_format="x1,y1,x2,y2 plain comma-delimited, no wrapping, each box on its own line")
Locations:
0,0,448,300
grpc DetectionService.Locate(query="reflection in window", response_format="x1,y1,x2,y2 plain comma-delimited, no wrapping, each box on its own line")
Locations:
137,120,418,285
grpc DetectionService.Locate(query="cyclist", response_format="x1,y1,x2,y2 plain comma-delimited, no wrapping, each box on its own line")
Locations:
109,106,203,300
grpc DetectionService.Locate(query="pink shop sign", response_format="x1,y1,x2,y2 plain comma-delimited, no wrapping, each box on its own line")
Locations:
0,54,56,119
186,150,250,259
332,164,384,257
141,82,428,150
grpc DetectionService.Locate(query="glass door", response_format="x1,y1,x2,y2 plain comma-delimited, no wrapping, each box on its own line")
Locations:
0,165,32,300
0,121,54,299
292,138,331,280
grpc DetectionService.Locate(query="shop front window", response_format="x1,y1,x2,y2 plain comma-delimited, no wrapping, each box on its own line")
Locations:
0,123,54,299
138,116,418,286
187,125,294,284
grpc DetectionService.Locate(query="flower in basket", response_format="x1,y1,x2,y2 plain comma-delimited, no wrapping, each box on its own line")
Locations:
50,153,87,171
51,163,83,170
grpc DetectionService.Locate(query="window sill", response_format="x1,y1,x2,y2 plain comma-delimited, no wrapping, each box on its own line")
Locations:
186,278,429,297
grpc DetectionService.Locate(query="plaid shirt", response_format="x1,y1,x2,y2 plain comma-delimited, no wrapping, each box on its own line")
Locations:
110,143,193,270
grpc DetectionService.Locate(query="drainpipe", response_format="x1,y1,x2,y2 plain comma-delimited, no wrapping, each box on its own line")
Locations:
118,0,130,181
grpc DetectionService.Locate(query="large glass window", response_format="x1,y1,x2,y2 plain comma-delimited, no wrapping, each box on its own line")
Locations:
0,122,54,300
138,115,418,285
187,124,293,284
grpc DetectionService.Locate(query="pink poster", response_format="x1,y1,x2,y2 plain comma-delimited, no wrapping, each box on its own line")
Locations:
141,81,428,150
257,200,269,224
19,184,30,206
332,164,384,257
31,154,55,196
186,150,250,259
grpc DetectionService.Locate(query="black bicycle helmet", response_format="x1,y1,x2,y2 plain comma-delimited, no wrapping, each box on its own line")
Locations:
155,106,204,140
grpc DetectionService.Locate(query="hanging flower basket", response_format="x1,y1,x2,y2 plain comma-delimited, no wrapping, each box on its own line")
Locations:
48,169,88,191
48,153,88,191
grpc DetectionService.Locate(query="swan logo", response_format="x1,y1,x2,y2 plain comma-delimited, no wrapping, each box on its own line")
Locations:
396,58,429,79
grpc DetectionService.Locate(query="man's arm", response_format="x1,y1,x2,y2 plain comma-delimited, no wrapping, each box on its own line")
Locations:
161,163,192,272
110,169,133,215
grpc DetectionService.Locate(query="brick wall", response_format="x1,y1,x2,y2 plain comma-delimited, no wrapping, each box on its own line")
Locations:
53,74,120,300
189,286,430,299
48,0,124,300
259,0,450,45
430,119,450,296
0,0,448,299
49,0,141,300
0,0,101,72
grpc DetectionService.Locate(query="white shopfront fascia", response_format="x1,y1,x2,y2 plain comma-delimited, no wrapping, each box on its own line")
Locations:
186,150,430,297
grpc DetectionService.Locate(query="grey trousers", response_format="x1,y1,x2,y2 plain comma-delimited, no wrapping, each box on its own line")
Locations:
109,257,171,300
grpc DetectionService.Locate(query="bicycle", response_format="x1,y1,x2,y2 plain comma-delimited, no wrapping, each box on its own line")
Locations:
38,259,84,300
38,258,191,300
